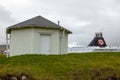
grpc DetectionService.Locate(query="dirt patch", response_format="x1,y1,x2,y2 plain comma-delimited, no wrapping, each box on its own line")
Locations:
65,67,120,80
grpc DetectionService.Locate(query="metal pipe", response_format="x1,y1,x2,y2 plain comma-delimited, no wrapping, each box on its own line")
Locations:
61,29,65,54
6,33,9,57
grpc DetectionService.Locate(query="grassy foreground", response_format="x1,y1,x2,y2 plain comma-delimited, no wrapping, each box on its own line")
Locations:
0,52,120,79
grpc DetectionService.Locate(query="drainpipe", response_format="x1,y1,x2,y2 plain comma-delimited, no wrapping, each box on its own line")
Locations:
57,21,65,54
31,27,34,53
62,29,65,54
6,33,9,57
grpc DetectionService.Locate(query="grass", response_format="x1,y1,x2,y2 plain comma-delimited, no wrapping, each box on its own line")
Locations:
0,52,120,79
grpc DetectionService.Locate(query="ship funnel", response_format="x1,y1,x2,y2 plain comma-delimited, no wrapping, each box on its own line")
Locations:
88,32,107,47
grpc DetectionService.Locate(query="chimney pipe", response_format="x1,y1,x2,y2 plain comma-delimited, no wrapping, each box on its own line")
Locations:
58,21,60,26
99,32,102,37
95,33,99,37
95,32,103,37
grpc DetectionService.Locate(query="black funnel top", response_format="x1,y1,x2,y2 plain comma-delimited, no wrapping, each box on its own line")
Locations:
88,32,107,47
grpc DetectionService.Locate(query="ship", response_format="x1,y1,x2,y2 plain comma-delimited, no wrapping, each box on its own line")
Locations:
68,32,120,53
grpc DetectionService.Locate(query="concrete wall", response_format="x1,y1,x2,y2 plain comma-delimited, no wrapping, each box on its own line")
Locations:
32,28,60,54
32,28,68,54
58,30,68,54
9,27,69,56
10,28,33,56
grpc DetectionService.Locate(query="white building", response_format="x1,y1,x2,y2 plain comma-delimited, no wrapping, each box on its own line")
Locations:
6,16,72,56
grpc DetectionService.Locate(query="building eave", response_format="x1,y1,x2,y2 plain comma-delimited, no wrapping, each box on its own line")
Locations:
6,26,72,34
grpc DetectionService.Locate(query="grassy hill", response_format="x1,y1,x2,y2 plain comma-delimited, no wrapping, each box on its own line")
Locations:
0,52,120,79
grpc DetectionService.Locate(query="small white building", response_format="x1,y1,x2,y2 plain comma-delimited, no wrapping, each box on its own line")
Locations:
6,16,72,56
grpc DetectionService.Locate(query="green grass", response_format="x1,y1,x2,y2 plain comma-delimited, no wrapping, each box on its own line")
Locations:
0,52,120,79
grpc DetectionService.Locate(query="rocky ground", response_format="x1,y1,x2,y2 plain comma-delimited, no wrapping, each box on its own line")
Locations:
0,73,34,80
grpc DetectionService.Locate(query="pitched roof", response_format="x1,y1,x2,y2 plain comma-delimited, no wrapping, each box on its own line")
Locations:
7,16,72,34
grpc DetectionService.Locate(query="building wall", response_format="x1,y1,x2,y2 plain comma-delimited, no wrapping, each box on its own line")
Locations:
9,27,68,56
32,28,68,54
32,28,60,54
10,28,32,56
58,30,68,54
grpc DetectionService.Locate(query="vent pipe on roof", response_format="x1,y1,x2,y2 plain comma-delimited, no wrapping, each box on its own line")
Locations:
58,21,60,26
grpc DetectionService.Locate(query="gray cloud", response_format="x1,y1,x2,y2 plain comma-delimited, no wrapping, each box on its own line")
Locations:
0,5,15,25
0,5,15,44
47,0,120,46
0,0,120,46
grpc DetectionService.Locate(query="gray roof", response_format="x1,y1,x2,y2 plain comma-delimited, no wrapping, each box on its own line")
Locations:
7,16,72,34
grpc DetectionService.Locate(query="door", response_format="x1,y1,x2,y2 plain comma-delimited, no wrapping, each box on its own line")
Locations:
40,34,51,54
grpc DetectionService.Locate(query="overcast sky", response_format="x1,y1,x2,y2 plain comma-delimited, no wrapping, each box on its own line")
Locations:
0,0,120,46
